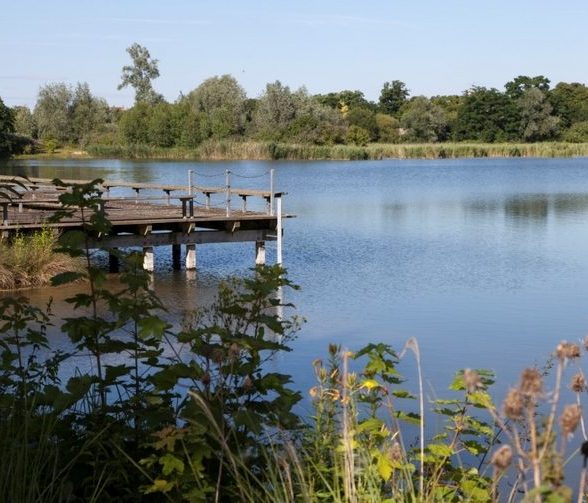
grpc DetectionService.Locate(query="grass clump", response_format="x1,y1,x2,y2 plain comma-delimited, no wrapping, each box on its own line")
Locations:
0,228,82,290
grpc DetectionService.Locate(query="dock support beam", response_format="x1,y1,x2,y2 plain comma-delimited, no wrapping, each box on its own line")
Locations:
255,241,266,266
186,244,197,270
143,247,154,272
109,249,119,273
172,244,181,270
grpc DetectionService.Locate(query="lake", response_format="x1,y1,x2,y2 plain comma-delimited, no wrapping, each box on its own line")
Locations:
2,156,588,402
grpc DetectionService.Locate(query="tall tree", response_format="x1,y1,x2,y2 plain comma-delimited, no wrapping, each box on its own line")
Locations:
187,75,247,139
118,43,162,104
71,83,109,146
0,97,15,157
550,82,588,128
400,96,448,142
33,83,74,142
504,75,550,99
517,87,559,141
11,105,36,138
454,86,518,142
378,80,409,116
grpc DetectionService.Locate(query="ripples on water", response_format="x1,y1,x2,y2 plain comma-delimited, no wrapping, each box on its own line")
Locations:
3,157,588,402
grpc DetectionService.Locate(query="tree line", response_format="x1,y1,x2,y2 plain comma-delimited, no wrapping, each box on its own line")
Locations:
2,43,588,157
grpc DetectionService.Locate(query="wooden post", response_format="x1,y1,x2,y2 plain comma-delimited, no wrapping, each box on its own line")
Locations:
270,168,275,216
186,244,196,270
109,249,119,273
172,244,181,270
143,246,154,272
255,241,266,266
225,169,231,217
276,196,283,265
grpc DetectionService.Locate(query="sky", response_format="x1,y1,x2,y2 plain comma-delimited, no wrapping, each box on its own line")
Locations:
1,0,587,108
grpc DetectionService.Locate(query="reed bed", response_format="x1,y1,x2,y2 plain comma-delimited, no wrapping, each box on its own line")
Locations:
82,141,588,161
0,228,82,290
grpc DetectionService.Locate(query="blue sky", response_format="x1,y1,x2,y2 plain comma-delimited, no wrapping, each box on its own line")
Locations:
1,0,587,107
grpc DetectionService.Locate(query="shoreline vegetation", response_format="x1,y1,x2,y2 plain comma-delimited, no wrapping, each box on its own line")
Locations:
1,181,587,502
13,140,588,162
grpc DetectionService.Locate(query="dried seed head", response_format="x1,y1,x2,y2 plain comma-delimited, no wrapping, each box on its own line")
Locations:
491,445,513,471
519,368,543,396
309,386,319,398
201,371,211,386
571,372,587,393
212,348,225,364
243,375,254,391
389,442,403,463
228,343,240,361
503,388,524,420
584,335,588,352
463,368,483,394
328,344,339,356
556,341,581,361
559,404,582,436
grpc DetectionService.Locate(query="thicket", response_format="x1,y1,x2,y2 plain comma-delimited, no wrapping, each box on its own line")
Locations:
1,180,588,502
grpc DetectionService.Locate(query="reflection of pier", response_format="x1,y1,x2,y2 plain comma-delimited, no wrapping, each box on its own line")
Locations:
0,172,288,272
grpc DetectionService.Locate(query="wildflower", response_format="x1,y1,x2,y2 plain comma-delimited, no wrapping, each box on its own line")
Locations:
463,368,483,393
556,341,581,361
491,445,513,471
571,372,587,393
503,389,524,420
519,368,543,397
309,386,319,398
559,404,582,436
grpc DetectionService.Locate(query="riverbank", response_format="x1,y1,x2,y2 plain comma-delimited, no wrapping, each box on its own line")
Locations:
13,140,588,162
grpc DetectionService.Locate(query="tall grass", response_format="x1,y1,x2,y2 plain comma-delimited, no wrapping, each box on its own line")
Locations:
83,141,588,161
0,228,82,290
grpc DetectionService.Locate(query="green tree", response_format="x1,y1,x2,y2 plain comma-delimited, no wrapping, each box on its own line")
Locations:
375,113,400,143
148,102,176,147
346,107,378,141
517,87,559,141
400,96,448,142
33,83,73,143
252,81,298,140
378,80,409,117
563,121,588,142
11,106,36,138
505,75,550,99
454,86,518,142
550,82,588,129
118,43,162,104
346,124,370,146
118,102,152,144
187,75,247,139
0,97,15,157
71,83,109,146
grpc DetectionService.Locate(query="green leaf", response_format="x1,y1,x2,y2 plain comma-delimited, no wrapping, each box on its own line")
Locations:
376,451,393,481
428,443,453,458
159,453,184,476
394,410,421,425
51,271,85,286
138,316,168,339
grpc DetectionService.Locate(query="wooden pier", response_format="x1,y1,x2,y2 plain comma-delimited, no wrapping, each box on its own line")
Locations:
0,172,288,272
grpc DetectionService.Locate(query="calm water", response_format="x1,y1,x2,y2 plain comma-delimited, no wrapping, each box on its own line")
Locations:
2,157,588,400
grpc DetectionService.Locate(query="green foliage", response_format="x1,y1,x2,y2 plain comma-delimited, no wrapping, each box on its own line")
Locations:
345,125,370,146
186,74,247,140
400,96,449,142
378,80,409,116
517,87,559,141
563,120,588,142
454,86,519,142
118,43,162,104
550,82,588,128
505,74,551,99
0,96,15,157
